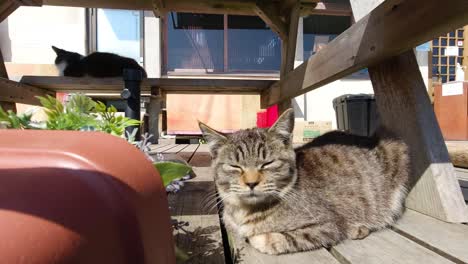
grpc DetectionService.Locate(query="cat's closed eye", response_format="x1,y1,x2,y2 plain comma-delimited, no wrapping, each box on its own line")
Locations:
224,164,243,172
260,161,275,169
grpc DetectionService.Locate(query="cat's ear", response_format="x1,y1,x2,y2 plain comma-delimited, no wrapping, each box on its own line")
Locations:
199,121,227,157
52,46,63,55
268,108,295,143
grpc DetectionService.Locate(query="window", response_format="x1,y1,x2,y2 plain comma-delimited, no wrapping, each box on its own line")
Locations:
164,12,281,75
303,15,351,61
87,9,144,65
432,28,465,83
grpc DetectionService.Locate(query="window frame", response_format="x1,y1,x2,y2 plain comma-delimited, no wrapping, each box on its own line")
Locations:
85,8,146,67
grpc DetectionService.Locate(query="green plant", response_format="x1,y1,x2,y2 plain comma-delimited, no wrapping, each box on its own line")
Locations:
38,94,97,130
94,101,141,136
0,106,33,129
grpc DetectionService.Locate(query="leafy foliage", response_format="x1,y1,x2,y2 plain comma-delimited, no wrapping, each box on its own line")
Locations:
0,106,33,129
93,101,140,136
154,162,192,187
38,95,97,130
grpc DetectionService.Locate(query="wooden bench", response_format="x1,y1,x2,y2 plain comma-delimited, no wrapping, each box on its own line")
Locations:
151,143,468,264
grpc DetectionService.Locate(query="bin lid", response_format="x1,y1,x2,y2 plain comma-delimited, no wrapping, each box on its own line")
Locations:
333,93,375,104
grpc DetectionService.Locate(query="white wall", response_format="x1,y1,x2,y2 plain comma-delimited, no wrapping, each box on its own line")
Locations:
0,6,86,64
143,11,161,78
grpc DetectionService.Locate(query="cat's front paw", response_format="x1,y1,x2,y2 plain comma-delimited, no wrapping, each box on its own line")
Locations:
247,233,286,255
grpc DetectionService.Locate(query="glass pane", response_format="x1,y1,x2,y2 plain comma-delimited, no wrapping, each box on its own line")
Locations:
441,38,447,46
458,57,463,64
441,56,447,65
303,15,351,60
449,57,456,65
167,12,224,72
432,57,438,65
441,66,447,74
442,76,447,83
97,9,141,63
433,38,439,46
227,15,281,71
449,75,455,82
459,48,464,56
449,66,456,74
449,39,455,46
449,31,456,37
458,30,464,38
433,47,439,55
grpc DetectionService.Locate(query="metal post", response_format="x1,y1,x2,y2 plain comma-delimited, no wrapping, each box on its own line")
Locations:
122,68,143,141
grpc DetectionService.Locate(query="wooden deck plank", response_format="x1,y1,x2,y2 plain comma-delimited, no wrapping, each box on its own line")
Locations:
234,244,339,264
393,209,468,264
331,229,455,264
189,144,212,167
152,144,178,153
179,144,200,162
168,166,224,264
163,144,188,154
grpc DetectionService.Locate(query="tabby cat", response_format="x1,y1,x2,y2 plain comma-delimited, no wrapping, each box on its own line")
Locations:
199,108,410,255
52,46,147,78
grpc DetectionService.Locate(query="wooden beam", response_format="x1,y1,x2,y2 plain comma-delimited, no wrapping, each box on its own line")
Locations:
350,0,468,222
0,78,55,105
0,0,19,23
13,0,42,6
261,0,468,107
277,3,301,113
152,0,165,18
19,76,273,94
254,1,288,40
311,2,352,16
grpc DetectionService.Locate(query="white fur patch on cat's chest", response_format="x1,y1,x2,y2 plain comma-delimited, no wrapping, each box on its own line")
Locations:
55,62,68,76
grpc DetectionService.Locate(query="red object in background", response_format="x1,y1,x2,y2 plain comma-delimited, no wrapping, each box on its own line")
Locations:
257,105,279,128
56,92,69,103
434,81,468,140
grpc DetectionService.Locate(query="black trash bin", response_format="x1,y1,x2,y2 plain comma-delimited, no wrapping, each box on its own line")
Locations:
333,94,379,137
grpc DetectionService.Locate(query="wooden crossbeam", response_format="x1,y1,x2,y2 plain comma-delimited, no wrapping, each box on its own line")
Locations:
312,2,352,16
254,1,288,40
13,0,42,6
261,0,468,107
20,76,274,94
0,78,55,105
152,0,165,18
0,0,19,23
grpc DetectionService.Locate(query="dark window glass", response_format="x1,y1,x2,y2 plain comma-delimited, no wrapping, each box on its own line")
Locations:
441,38,447,46
433,39,439,46
458,57,463,64
449,75,455,82
449,39,456,46
167,12,224,72
459,48,464,56
449,31,456,37
432,57,438,65
303,15,351,60
227,15,281,71
458,30,464,38
449,57,456,65
441,56,447,65
442,76,447,83
433,47,439,55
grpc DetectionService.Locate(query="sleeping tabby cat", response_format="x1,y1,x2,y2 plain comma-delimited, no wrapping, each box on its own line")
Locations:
199,108,410,255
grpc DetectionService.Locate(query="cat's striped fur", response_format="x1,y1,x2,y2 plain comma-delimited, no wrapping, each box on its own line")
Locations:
199,109,410,255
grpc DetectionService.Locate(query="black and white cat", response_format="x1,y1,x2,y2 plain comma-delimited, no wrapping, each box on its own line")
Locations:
52,46,147,78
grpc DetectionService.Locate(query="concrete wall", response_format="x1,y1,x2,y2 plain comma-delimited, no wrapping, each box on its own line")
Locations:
143,11,161,78
0,6,86,78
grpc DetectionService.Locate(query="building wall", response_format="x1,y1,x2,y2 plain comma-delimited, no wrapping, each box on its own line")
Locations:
0,6,86,79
